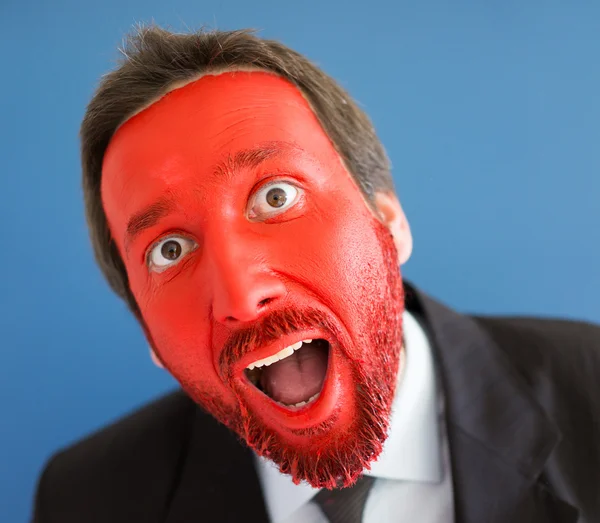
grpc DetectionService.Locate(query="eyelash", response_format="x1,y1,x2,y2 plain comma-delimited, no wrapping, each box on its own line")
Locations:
144,232,189,267
253,172,308,200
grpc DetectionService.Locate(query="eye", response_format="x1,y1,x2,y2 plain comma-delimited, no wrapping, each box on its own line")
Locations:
147,236,197,272
248,181,301,221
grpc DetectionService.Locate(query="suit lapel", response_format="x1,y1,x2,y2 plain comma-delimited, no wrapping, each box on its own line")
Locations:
165,407,269,523
405,282,578,522
448,425,578,522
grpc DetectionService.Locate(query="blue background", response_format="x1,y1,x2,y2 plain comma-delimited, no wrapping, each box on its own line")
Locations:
1,1,598,521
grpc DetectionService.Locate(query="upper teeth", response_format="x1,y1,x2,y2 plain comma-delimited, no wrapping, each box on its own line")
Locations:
247,339,313,370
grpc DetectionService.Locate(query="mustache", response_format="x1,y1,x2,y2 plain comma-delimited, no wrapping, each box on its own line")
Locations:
219,307,336,378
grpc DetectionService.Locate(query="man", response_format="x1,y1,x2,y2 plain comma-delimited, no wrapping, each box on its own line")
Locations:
33,26,599,523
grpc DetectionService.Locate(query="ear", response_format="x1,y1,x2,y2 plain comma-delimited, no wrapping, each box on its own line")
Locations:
149,347,165,369
374,191,413,265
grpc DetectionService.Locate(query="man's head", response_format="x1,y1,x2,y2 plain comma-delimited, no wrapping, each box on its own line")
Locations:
83,26,413,489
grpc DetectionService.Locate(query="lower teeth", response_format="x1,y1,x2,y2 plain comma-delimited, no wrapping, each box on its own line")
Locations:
277,392,320,408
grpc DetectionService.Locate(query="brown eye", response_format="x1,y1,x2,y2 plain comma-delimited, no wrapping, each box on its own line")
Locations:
148,236,197,272
161,240,182,260
266,187,287,208
248,181,300,221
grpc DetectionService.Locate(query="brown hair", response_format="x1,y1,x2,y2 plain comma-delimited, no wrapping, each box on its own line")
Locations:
81,24,394,313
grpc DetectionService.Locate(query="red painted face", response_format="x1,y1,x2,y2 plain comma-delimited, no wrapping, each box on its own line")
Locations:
102,71,405,488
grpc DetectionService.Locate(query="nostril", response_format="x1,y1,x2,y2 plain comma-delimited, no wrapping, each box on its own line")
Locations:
218,294,280,324
258,297,273,308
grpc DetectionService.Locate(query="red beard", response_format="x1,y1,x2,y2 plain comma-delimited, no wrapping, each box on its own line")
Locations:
185,220,405,489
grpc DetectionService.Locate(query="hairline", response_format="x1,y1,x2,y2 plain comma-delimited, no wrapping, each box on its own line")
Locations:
108,66,384,221
116,65,278,132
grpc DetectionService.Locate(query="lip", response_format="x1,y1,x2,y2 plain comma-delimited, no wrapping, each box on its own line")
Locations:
233,331,344,430
235,329,327,373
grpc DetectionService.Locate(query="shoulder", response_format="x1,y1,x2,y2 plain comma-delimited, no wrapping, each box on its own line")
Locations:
471,315,600,515
473,314,600,413
33,390,197,522
473,314,600,372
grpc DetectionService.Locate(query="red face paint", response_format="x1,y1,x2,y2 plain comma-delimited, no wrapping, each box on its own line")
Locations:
102,71,405,488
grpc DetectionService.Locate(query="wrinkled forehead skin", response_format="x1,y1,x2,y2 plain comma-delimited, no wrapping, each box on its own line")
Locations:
101,69,373,250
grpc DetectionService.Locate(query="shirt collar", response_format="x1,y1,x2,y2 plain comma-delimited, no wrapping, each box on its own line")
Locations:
254,310,442,522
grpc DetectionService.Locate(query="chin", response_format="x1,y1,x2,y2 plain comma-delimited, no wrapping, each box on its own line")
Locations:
236,352,398,489
220,311,402,489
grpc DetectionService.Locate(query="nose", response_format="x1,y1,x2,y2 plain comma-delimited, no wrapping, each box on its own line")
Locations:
206,235,287,325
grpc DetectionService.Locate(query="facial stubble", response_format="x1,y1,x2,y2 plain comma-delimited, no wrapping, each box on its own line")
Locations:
184,219,404,489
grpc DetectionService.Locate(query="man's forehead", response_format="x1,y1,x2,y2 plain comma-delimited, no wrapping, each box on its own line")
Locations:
100,69,346,230
103,70,330,190
105,69,326,165
115,66,297,133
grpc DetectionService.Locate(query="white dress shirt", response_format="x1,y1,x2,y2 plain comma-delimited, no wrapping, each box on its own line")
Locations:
254,311,455,523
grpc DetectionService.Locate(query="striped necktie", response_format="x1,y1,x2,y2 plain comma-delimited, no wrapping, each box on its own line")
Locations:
312,475,376,523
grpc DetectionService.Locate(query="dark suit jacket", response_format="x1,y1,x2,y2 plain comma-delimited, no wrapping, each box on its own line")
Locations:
32,283,600,522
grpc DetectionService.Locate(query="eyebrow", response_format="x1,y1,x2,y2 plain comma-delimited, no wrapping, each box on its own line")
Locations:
211,140,299,184
123,141,300,252
124,196,176,253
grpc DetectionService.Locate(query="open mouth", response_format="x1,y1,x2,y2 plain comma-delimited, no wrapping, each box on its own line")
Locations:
244,339,330,409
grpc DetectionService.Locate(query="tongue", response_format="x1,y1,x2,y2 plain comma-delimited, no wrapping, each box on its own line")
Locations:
261,343,328,405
